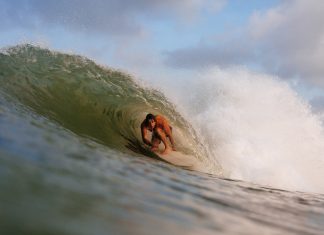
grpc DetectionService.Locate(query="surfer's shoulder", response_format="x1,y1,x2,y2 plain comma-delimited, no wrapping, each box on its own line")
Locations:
155,115,165,122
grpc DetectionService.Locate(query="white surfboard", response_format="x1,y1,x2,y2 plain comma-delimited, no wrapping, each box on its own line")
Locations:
155,151,207,173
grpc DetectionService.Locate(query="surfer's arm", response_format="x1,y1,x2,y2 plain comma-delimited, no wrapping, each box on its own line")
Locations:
141,124,152,146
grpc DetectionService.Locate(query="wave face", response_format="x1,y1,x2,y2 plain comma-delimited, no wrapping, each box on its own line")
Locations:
0,45,218,172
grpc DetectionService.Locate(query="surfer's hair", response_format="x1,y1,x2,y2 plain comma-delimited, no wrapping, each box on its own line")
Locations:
145,113,155,123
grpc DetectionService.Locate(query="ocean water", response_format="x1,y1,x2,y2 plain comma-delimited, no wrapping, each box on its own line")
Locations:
1,45,324,235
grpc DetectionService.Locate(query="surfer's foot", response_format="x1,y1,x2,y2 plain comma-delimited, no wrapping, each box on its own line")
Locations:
161,147,172,155
151,147,158,152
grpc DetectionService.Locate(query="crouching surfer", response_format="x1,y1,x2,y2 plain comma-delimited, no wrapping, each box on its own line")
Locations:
141,113,176,155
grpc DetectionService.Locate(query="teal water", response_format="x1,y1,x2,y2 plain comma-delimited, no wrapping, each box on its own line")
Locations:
1,45,324,235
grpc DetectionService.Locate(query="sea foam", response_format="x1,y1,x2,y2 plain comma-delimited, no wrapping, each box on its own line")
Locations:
167,67,324,193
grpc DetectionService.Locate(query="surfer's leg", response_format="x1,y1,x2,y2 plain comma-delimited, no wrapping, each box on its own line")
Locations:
154,128,172,155
151,131,161,151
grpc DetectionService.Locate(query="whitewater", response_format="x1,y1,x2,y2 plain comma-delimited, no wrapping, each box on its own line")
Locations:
163,68,324,193
1,45,324,235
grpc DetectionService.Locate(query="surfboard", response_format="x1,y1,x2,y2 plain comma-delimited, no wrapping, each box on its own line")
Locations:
155,151,207,173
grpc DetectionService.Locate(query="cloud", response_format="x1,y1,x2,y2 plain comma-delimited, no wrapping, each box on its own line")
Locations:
165,39,251,69
249,0,324,83
310,96,324,113
0,0,227,37
165,0,324,88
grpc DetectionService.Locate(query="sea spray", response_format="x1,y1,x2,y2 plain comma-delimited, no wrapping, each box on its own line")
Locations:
169,67,324,193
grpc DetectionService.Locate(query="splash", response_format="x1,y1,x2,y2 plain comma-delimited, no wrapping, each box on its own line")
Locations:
171,67,324,193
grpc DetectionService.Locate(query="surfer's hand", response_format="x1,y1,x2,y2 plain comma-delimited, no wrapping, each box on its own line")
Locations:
151,146,158,152
172,146,176,151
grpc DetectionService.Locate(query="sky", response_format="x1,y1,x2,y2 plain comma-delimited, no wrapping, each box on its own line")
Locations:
1,0,324,111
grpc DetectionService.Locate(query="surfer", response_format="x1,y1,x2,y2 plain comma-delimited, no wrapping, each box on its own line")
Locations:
141,113,176,155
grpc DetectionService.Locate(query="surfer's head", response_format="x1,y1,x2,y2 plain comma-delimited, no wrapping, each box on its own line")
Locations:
145,113,156,129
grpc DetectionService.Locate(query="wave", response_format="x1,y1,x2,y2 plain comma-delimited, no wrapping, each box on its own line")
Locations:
2,44,324,193
0,44,219,173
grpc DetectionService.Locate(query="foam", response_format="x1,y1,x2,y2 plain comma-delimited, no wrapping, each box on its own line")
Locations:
170,67,324,193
